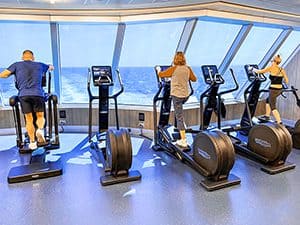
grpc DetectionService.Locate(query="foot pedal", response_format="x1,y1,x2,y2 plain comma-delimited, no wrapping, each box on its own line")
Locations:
30,148,46,164
19,144,34,154
257,116,270,123
7,161,63,184
180,145,191,152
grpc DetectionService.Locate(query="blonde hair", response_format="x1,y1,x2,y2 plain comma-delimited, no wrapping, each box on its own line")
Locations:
272,54,282,65
173,51,186,66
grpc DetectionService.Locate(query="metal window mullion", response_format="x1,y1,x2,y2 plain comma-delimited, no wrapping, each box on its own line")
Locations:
176,18,198,53
111,23,126,78
221,24,253,100
259,28,293,69
0,91,3,107
50,22,62,100
218,24,253,75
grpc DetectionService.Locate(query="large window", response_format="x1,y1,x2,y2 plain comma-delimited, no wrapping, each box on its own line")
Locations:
118,20,185,105
59,23,118,103
0,21,52,106
223,25,283,98
0,18,298,108
185,19,242,100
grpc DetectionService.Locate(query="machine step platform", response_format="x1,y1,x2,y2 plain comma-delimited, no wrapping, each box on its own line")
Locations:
7,161,63,184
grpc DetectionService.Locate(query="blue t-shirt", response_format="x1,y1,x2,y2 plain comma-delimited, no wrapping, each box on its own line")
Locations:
7,60,49,97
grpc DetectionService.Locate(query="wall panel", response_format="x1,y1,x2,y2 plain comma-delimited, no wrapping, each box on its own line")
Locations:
278,49,300,121
0,102,265,131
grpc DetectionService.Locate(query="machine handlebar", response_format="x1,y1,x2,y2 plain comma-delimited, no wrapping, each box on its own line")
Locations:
154,65,171,88
217,69,239,97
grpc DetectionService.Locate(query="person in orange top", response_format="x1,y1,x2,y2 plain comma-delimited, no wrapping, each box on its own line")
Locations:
158,51,197,148
254,54,288,124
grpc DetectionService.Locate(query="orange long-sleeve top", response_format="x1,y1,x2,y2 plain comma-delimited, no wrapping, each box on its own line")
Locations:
158,65,197,98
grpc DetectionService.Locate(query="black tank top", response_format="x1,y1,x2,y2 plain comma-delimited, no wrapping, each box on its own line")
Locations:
269,75,283,84
269,67,283,85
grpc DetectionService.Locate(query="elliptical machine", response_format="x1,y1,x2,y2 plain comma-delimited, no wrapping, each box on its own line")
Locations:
246,64,300,149
7,71,62,183
218,65,296,174
88,66,141,186
10,71,60,153
199,65,238,131
152,65,240,191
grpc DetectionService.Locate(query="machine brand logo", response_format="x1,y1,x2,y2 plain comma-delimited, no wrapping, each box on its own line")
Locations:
197,148,211,160
254,138,271,148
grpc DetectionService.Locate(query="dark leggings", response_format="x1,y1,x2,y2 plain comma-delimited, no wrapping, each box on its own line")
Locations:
172,96,188,130
266,88,282,110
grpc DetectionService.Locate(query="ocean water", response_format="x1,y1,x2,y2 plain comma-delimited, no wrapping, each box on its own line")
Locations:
0,66,248,106
0,74,17,106
60,66,207,105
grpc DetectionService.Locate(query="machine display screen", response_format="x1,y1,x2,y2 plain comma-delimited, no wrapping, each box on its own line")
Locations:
244,64,259,81
91,66,113,86
201,65,223,85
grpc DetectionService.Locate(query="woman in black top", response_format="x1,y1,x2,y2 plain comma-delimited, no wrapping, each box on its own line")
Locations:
254,55,288,124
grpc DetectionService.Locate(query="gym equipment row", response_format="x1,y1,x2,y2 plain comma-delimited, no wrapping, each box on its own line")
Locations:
203,64,296,174
6,63,299,191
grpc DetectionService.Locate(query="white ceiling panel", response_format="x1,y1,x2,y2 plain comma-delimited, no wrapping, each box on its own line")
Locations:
0,0,298,16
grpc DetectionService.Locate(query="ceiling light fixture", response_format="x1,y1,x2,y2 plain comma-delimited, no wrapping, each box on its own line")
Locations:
50,0,56,4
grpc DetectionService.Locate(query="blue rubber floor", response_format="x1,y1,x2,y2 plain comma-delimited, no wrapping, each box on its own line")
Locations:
0,133,300,225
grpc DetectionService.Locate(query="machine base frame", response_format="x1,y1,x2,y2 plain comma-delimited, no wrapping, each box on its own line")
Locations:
200,174,241,191
100,170,142,186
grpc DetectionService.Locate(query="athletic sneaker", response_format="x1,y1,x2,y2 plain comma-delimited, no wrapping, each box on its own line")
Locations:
36,129,46,143
28,141,37,150
258,115,270,121
176,139,188,148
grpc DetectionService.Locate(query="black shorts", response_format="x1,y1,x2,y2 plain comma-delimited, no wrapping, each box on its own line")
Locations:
19,96,45,114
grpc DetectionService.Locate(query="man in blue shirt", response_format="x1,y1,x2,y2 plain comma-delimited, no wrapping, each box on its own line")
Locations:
0,50,54,150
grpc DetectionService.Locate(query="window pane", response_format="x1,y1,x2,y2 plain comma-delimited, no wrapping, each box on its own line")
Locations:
185,20,242,101
275,30,300,64
118,20,185,105
59,23,118,103
186,20,242,66
0,21,52,106
223,26,283,98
